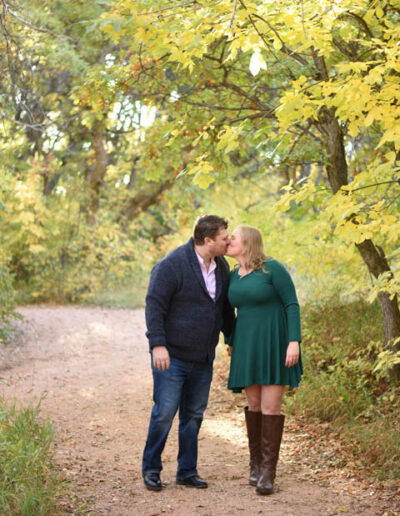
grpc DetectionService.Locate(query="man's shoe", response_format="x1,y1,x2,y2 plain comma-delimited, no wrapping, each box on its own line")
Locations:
176,475,208,488
143,472,162,491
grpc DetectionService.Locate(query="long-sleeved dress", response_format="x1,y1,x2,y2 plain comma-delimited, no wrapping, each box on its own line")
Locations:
228,259,303,392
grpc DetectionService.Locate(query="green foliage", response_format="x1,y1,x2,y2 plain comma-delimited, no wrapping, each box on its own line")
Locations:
286,300,400,479
292,300,384,422
0,399,62,515
2,0,399,317
0,158,194,304
2,173,127,302
0,255,16,341
0,184,17,340
0,0,201,303
373,345,400,380
355,413,400,479
98,0,400,341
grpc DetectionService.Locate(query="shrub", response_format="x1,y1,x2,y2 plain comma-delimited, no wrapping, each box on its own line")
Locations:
286,300,400,479
0,255,17,342
0,399,62,515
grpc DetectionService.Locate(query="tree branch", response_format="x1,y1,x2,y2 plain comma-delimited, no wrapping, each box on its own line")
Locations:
147,2,222,20
178,99,268,112
3,1,74,42
118,175,176,226
293,123,324,144
237,0,297,81
337,11,373,39
0,109,48,129
214,111,273,127
222,79,269,110
251,13,310,67
350,180,400,192
138,1,196,16
282,122,313,161
230,0,238,37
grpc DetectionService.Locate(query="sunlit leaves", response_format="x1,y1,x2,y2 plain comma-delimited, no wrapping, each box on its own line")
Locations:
216,125,243,154
2,0,399,309
186,160,215,189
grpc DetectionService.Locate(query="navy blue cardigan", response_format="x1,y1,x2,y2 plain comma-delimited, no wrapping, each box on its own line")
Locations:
145,238,235,363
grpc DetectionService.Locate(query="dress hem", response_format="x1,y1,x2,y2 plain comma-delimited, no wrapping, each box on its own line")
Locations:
229,380,302,393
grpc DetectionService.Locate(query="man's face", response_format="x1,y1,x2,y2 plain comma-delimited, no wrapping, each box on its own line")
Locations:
206,228,230,257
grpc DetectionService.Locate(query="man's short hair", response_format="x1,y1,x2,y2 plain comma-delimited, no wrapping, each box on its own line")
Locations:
193,215,228,245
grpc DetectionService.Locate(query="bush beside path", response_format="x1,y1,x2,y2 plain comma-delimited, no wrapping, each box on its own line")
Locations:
0,306,398,516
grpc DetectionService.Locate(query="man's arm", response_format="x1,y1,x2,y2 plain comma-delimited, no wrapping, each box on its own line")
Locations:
145,260,178,370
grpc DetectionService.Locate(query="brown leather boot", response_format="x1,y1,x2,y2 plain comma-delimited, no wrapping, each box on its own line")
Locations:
244,407,262,486
256,414,285,495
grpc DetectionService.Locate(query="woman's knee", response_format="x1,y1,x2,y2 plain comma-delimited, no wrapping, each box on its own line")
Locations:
245,385,262,412
260,385,285,414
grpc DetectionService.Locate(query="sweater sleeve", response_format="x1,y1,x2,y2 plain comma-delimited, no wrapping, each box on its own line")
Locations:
270,260,302,342
145,259,178,350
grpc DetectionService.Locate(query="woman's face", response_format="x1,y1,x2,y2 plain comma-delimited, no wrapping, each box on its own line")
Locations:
226,227,245,258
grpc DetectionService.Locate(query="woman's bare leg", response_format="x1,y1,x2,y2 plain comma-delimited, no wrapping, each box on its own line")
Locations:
244,384,262,412
260,385,285,415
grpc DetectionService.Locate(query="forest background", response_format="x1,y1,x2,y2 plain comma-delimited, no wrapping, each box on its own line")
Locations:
1,0,400,493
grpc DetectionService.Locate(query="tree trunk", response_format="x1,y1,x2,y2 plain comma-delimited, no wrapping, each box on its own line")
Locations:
313,52,400,379
321,114,400,378
356,240,400,377
86,120,109,224
323,107,348,194
117,175,175,230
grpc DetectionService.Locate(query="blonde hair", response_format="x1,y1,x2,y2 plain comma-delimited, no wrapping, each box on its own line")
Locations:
237,225,268,271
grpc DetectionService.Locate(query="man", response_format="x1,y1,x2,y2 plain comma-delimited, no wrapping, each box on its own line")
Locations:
142,215,235,491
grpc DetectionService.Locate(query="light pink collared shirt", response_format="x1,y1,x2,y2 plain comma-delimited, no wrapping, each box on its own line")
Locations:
195,250,217,301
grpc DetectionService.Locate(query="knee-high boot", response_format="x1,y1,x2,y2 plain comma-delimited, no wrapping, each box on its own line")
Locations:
244,407,262,486
256,414,285,495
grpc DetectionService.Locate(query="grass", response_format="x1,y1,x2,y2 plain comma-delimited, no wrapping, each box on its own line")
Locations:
285,299,400,479
81,284,146,308
0,398,62,515
13,263,149,308
15,282,146,309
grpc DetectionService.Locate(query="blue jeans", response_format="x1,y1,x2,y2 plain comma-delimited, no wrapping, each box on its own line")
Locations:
142,356,213,478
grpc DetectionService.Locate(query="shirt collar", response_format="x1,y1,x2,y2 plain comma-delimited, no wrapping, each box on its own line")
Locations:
195,250,216,272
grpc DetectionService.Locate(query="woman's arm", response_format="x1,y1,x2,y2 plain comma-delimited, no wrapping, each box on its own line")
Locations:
270,260,302,343
270,260,301,367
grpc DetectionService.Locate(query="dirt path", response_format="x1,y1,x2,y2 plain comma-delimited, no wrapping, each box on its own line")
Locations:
0,306,398,515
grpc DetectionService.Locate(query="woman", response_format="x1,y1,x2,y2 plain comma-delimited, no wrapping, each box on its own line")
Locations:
226,225,302,495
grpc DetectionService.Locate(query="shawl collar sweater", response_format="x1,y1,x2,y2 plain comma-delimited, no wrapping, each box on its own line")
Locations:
145,238,235,363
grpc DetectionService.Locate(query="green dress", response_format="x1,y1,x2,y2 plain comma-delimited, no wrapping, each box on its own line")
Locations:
228,259,303,392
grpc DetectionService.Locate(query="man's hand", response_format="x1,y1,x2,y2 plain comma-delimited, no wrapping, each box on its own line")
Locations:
152,346,170,371
285,341,299,367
